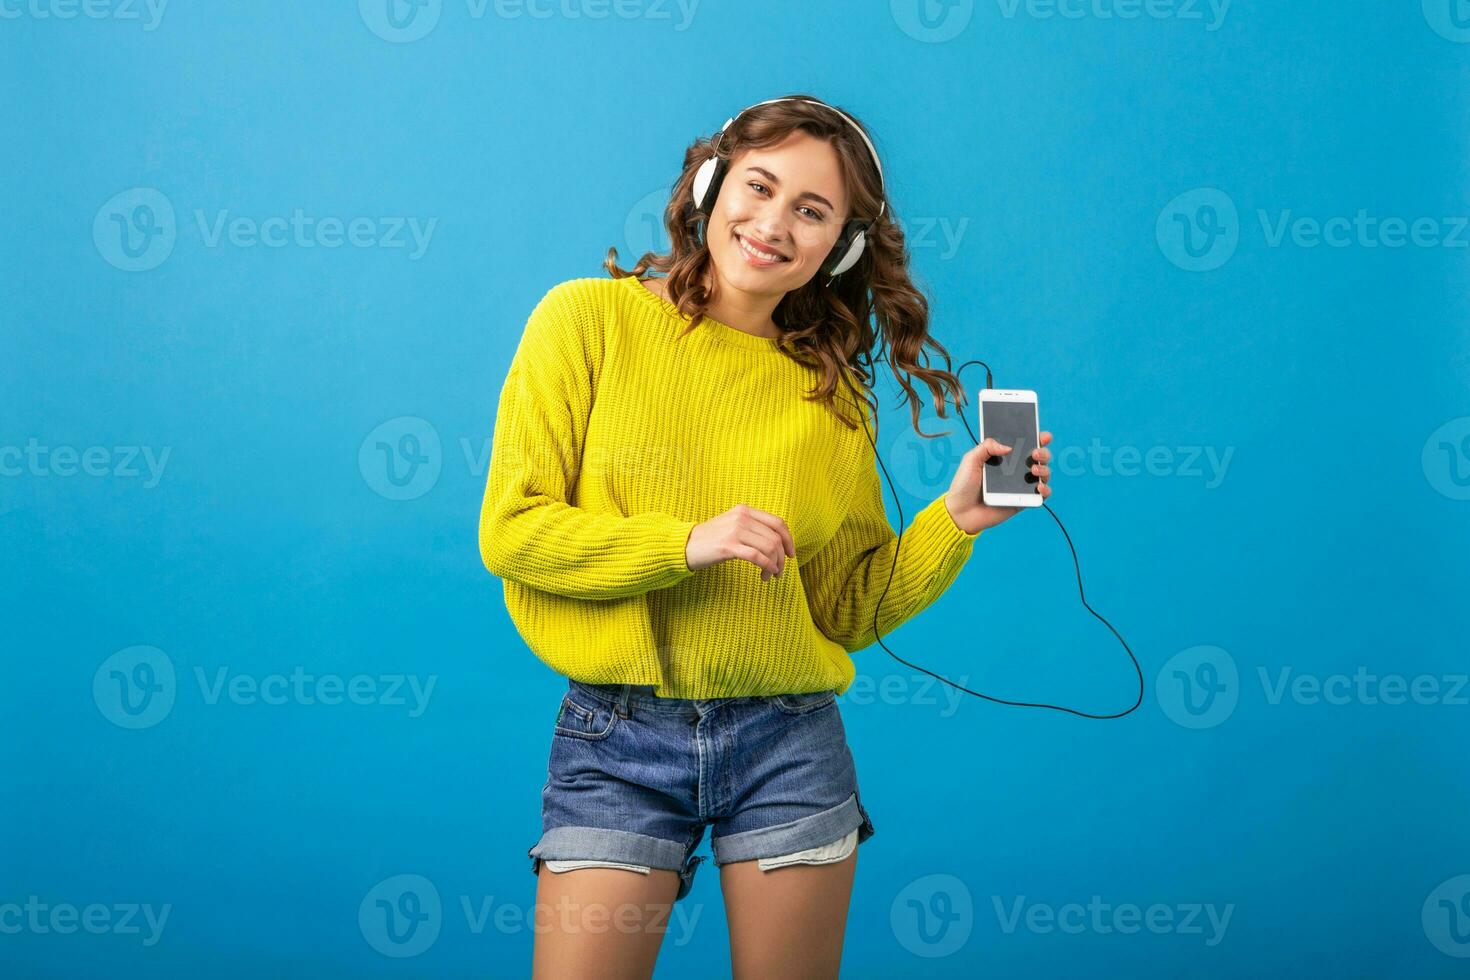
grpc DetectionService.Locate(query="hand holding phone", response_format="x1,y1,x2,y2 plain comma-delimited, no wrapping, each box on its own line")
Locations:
941,388,1053,533
979,389,1045,509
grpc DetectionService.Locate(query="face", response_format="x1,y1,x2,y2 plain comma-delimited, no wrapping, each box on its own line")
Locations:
705,129,851,298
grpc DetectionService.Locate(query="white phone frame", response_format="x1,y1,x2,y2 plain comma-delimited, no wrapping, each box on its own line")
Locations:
979,388,1043,508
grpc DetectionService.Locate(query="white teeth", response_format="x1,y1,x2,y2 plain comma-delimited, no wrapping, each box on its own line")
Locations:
738,235,786,262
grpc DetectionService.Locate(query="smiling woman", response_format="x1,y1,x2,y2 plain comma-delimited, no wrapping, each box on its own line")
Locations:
481,94,1054,980
702,139,852,333
605,94,967,435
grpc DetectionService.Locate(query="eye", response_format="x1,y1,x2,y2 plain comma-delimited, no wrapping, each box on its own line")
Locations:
747,182,825,222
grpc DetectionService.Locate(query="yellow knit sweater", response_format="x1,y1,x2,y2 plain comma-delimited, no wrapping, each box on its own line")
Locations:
478,274,981,699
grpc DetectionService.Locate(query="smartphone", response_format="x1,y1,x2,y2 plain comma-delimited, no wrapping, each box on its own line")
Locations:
979,389,1043,508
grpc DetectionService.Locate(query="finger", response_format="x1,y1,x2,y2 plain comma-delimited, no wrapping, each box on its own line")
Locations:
1030,464,1050,479
1031,446,1051,464
1039,481,1053,499
741,524,785,577
735,524,783,576
733,512,783,568
1039,431,1053,447
977,437,1012,461
732,543,779,579
732,540,776,578
747,508,797,558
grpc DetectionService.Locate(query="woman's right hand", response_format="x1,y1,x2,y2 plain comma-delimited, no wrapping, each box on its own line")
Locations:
685,504,796,582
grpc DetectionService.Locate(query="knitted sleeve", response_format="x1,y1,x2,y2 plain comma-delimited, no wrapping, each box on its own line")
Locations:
478,280,698,601
802,433,981,652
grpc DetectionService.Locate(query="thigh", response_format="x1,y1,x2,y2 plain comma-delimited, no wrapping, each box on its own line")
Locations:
531,862,683,980
529,683,707,978
712,690,873,979
718,846,858,980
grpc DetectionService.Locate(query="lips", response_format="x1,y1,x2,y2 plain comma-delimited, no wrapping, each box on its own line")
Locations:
735,233,790,263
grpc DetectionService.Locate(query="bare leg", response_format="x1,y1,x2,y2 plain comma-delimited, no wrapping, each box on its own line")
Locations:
718,848,858,979
531,864,683,980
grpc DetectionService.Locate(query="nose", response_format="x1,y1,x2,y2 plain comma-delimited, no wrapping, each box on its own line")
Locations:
751,200,830,254
749,208,791,247
743,191,796,236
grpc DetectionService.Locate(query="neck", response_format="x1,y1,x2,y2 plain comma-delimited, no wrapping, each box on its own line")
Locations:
704,268,783,339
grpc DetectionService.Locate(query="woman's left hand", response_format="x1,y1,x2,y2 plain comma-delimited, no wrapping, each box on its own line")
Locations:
943,431,1053,534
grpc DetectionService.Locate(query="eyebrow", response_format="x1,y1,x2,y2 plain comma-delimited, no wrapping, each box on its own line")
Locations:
745,167,836,213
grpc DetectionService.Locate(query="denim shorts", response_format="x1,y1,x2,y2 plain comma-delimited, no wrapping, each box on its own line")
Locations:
528,679,876,902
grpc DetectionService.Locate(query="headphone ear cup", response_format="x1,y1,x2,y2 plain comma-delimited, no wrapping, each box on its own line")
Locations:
692,156,716,212
824,225,866,277
692,155,727,215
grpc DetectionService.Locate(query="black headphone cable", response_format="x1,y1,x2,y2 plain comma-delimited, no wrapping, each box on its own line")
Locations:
837,356,1144,719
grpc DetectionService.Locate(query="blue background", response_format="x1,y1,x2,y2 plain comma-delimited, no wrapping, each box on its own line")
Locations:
5,1,1468,976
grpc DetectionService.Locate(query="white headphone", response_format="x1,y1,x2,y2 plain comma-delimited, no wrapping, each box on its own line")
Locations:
690,97,887,280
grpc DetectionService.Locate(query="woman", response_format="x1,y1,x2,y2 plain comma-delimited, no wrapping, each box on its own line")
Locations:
479,94,1053,979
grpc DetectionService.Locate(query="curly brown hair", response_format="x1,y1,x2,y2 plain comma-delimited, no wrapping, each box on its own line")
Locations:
602,94,969,439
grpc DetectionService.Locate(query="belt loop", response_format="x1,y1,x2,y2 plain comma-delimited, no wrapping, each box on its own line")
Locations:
617,685,632,719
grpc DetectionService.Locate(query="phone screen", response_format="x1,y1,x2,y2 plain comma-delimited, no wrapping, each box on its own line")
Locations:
980,399,1039,496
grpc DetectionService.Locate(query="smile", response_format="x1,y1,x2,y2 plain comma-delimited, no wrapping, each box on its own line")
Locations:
735,234,790,265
